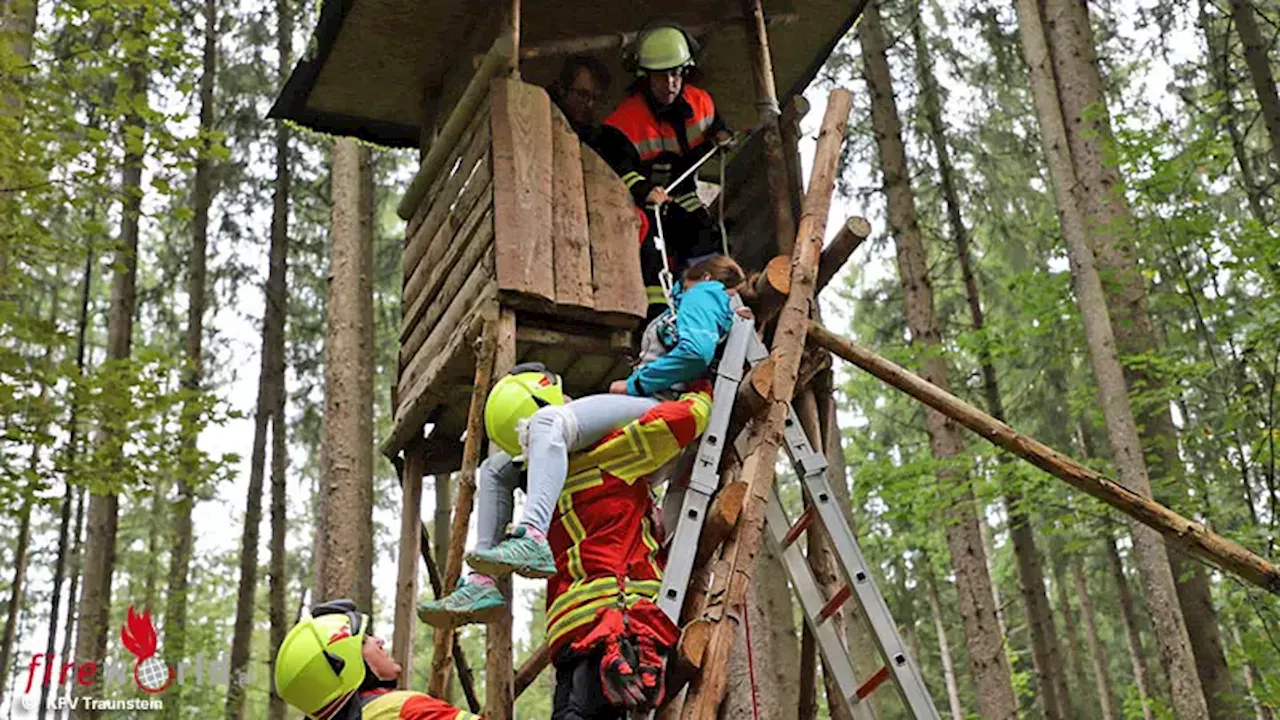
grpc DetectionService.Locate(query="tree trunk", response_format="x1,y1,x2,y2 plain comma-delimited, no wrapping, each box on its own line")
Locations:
266,5,292,718
860,4,1017,717
166,1,216,716
0,499,32,710
925,565,966,720
61,487,85,662
1037,0,1229,714
1199,2,1269,225
721,544,800,720
1229,0,1280,175
1104,533,1157,720
434,474,451,579
1230,623,1276,720
911,14,1068,718
38,246,93,720
316,137,375,608
1073,554,1117,720
73,31,147,717
1018,2,1211,718
1050,538,1090,717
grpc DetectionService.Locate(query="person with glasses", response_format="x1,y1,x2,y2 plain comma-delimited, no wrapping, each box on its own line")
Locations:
548,54,611,145
274,599,481,720
595,21,734,322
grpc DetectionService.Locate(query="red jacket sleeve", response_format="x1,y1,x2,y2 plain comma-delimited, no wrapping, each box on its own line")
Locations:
399,693,482,720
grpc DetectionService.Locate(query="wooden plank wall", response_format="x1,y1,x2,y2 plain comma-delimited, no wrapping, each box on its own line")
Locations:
491,78,645,321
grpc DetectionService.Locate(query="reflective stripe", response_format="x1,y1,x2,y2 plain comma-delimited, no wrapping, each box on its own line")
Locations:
622,171,646,189
556,491,590,580
676,191,703,211
548,577,618,624
646,286,668,305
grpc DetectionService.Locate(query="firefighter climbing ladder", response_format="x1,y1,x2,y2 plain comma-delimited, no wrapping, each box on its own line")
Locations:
657,307,942,720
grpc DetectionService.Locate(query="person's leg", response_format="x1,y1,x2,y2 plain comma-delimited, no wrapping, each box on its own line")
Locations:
417,453,519,628
466,394,659,579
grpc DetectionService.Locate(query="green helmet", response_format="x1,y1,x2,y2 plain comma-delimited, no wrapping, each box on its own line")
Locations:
274,600,370,718
484,362,565,457
634,25,696,73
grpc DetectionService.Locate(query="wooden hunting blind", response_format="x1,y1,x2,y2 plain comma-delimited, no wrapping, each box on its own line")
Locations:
270,1,871,715
270,0,865,472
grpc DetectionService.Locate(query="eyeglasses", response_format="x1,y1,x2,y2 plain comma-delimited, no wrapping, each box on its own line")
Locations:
310,599,370,678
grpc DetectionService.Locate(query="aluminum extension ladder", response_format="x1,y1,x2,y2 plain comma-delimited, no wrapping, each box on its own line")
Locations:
656,308,941,720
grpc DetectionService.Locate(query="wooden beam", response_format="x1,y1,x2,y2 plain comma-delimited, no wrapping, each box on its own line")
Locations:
681,88,853,720
549,105,593,310
739,255,790,326
515,324,630,355
582,146,646,318
428,321,499,698
807,322,1280,597
494,14,801,62
815,216,872,293
694,481,748,568
741,0,796,255
513,641,551,698
492,79,555,304
486,307,518,720
399,32,514,220
392,437,426,689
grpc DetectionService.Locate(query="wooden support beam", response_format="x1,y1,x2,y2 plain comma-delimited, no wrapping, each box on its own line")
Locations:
741,0,796,255
497,14,800,62
486,307,518,720
392,437,426,689
815,217,872,293
807,322,1280,597
694,482,748,568
681,89,853,720
416,498,481,712
513,641,551,698
428,321,499,698
740,255,790,326
514,324,630,355
399,32,514,220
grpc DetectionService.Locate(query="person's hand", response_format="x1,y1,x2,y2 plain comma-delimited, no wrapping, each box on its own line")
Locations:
609,380,629,395
714,130,734,148
735,306,754,320
645,186,671,206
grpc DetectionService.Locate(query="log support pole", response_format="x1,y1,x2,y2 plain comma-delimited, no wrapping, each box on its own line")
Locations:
681,88,853,720
428,317,499,698
392,436,426,689
741,0,796,255
807,323,1280,596
485,306,518,720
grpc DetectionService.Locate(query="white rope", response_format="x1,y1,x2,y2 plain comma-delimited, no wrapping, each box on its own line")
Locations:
651,204,677,316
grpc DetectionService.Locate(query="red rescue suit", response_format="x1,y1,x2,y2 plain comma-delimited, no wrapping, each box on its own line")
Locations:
597,86,729,314
546,386,713,716
356,689,481,720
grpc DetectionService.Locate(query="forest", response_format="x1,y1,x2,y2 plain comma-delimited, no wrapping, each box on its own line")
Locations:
0,0,1277,718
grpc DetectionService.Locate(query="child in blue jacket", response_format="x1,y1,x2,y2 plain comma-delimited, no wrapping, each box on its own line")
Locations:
419,255,747,625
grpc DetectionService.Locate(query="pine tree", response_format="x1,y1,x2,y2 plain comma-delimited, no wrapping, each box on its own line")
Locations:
859,3,1017,716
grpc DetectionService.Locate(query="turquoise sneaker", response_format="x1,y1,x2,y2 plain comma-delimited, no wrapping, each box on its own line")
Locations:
466,526,557,579
417,577,506,628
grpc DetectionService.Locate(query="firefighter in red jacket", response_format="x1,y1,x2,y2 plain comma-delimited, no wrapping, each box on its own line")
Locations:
274,599,481,720
596,23,732,320
544,384,712,718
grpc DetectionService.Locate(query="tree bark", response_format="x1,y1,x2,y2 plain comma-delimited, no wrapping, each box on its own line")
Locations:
266,1,291,717
434,474,451,580
1230,622,1276,720
0,498,32,710
1229,0,1280,175
860,4,1017,717
39,247,93,720
925,565,966,720
1104,532,1157,720
316,138,376,608
1073,554,1117,720
73,26,146,716
1049,538,1090,717
911,13,1067,718
167,4,215,716
1018,2,1211,717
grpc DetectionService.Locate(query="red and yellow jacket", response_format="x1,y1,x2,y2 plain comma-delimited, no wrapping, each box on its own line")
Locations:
356,689,481,720
545,386,713,655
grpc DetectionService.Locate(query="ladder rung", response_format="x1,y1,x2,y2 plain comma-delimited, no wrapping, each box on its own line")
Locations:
856,666,891,700
782,506,815,547
819,584,852,621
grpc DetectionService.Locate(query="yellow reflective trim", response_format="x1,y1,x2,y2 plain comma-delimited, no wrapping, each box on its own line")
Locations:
622,171,646,188
548,576,618,622
647,286,669,304
685,391,712,434
562,467,604,496
548,595,617,642
557,492,589,580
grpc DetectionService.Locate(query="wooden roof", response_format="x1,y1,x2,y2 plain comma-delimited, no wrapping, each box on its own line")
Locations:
271,0,863,148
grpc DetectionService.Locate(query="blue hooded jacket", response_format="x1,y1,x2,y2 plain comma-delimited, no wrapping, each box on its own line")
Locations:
625,280,734,397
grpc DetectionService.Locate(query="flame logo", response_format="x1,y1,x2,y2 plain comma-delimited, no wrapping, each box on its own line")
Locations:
121,606,173,694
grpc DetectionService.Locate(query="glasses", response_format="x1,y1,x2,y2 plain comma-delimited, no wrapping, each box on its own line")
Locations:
310,599,370,678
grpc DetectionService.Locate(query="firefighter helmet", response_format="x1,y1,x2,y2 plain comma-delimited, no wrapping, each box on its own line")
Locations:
484,362,566,457
274,600,370,718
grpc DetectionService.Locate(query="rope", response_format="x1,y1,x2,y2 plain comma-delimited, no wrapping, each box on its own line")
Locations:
743,600,762,720
651,204,677,316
